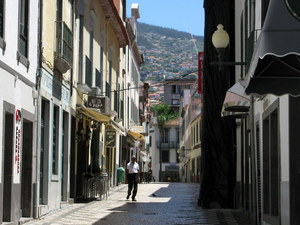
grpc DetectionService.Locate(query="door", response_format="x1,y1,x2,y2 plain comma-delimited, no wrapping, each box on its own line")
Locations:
2,112,14,222
21,119,33,217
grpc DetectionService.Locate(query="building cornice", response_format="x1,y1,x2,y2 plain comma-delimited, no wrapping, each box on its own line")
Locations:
99,0,129,48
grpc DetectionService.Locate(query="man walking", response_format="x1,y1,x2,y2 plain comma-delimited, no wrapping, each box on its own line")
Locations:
126,156,139,201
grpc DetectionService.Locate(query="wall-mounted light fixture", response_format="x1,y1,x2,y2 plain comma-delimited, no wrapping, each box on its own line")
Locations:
211,24,247,70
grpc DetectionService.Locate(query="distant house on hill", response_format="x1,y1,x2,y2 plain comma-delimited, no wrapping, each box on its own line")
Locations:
163,78,196,111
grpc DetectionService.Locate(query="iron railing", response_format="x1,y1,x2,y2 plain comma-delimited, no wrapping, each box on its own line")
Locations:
156,141,179,149
82,172,109,200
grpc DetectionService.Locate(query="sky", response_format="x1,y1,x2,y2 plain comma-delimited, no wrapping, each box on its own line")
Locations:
126,0,204,36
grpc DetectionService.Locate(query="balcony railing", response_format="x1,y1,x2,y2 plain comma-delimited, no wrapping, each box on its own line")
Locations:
55,21,73,73
156,141,179,149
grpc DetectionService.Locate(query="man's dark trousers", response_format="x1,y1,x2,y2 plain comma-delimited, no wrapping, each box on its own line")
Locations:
127,173,138,199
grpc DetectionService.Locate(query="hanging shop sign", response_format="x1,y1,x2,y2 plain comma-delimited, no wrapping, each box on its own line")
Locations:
14,109,22,183
105,130,116,148
198,52,204,94
86,95,110,114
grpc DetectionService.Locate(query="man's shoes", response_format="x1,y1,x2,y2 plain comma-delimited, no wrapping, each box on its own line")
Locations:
126,195,130,200
132,198,137,201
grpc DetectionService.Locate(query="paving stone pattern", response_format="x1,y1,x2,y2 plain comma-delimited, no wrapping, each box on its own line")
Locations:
26,183,252,225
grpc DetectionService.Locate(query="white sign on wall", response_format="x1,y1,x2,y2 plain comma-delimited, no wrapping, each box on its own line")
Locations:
131,126,144,134
13,109,22,183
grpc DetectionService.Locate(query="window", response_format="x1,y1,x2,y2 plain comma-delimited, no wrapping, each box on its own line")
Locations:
19,0,29,57
85,56,92,88
95,69,101,89
106,60,112,98
56,0,62,22
89,31,94,64
162,129,169,143
0,0,4,38
106,81,111,98
114,75,119,112
261,0,270,26
78,15,84,83
176,129,179,143
100,46,104,87
120,99,124,120
114,89,118,112
52,105,59,175
172,85,180,94
161,150,169,163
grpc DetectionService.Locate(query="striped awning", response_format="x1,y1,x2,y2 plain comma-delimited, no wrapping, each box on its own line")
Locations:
245,0,300,96
221,80,250,118
108,120,126,136
78,106,110,123
128,130,145,142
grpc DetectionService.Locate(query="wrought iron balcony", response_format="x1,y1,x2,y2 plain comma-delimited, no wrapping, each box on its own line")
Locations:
156,141,179,149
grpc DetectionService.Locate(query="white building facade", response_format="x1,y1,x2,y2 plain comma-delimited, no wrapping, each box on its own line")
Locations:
0,0,39,223
217,0,300,224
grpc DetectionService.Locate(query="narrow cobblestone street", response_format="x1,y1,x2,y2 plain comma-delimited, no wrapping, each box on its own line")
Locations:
26,183,252,225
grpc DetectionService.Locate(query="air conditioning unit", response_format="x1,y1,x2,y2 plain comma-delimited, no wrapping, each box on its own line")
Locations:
89,87,101,96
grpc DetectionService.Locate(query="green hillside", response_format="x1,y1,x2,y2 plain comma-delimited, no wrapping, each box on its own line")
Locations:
137,22,204,82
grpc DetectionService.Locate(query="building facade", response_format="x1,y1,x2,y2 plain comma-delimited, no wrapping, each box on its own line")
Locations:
179,83,201,183
0,0,39,223
150,117,180,182
203,0,300,224
36,0,74,217
149,79,196,182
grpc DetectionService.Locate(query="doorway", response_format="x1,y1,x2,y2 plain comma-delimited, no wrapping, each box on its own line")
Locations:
61,111,69,201
262,100,280,225
2,112,14,222
21,119,33,217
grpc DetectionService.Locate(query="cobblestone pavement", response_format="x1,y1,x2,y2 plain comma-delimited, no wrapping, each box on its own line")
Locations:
26,183,252,225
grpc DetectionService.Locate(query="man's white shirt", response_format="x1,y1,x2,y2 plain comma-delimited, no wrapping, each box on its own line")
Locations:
127,162,139,174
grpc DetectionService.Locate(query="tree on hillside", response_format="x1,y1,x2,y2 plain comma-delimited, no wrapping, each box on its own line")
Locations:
151,103,179,181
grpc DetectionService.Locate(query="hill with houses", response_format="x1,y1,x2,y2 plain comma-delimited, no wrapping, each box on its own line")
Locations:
137,22,204,98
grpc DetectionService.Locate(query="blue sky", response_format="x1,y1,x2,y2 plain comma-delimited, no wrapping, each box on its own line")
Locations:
126,0,204,36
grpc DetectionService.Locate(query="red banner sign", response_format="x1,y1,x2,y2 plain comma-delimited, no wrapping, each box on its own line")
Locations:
198,52,204,94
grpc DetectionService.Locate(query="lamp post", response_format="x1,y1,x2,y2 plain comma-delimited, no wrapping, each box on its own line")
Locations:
211,24,247,70
212,24,229,70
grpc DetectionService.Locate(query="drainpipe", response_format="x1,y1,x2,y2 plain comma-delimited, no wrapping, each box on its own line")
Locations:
33,0,43,219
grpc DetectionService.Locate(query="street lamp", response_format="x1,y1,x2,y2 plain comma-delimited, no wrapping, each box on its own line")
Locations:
212,24,229,69
211,24,247,70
